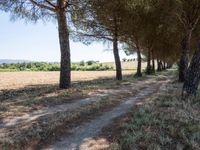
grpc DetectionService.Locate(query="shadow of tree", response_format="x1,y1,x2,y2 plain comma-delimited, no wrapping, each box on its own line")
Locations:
0,75,134,107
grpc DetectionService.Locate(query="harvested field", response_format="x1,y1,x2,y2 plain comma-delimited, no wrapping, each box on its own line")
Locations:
103,61,147,70
0,71,134,90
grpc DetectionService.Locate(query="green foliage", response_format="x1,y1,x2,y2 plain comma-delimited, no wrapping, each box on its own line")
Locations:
86,60,99,66
79,61,85,66
71,62,113,71
0,62,60,72
0,62,113,72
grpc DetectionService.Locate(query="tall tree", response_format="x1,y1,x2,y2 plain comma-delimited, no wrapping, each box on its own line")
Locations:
182,38,200,95
0,0,86,89
73,0,123,80
119,0,147,77
174,0,200,82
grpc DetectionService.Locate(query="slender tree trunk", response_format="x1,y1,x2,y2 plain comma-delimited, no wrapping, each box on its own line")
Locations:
182,39,200,96
179,31,192,82
113,36,122,80
163,60,166,70
57,7,71,88
157,59,162,71
146,48,151,74
167,63,172,69
151,49,155,73
113,15,122,80
136,48,142,77
161,61,164,70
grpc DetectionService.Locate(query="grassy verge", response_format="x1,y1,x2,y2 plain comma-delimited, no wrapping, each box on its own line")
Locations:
108,81,200,150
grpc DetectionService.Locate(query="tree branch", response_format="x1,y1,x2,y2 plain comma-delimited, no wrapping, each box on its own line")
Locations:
78,32,113,41
44,0,56,8
29,0,56,12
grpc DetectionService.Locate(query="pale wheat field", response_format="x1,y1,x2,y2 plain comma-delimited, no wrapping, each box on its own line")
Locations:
0,70,134,90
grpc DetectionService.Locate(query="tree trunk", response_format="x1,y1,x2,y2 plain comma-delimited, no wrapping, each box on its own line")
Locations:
113,36,122,80
179,31,192,82
167,63,172,69
113,15,122,80
146,48,151,74
157,59,162,71
57,8,71,89
136,48,142,77
182,39,200,96
151,49,155,73
163,60,166,70
160,61,164,70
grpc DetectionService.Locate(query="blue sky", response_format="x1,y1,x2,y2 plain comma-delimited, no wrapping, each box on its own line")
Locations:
0,12,133,62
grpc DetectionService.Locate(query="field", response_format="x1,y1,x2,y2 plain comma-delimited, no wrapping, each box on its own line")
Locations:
0,68,160,149
0,70,134,90
2,69,197,150
103,61,147,70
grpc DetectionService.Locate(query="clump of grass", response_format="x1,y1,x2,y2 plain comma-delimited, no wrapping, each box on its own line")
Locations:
109,82,200,150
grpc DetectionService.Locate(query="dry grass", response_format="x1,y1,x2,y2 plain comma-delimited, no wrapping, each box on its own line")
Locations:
107,80,200,150
0,69,173,150
0,71,133,90
0,71,136,112
103,61,147,70
0,80,146,150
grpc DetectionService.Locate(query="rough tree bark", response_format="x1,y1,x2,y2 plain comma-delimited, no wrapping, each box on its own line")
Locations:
146,48,151,74
136,48,142,77
57,1,71,89
113,15,122,80
179,31,192,82
182,39,200,96
161,61,164,70
113,35,122,80
157,59,162,71
163,59,166,70
151,49,155,73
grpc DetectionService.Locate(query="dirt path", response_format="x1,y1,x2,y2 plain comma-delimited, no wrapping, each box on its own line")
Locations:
0,81,149,130
0,93,108,129
43,82,162,150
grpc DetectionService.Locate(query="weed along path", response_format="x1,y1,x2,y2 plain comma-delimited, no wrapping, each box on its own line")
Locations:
43,82,164,150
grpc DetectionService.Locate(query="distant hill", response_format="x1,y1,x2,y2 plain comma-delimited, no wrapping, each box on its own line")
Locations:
0,59,31,64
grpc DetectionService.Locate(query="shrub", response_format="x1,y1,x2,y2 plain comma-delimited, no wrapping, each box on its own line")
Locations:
0,61,113,72
79,60,85,66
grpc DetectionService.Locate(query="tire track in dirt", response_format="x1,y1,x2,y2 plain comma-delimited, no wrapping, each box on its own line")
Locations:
0,81,150,130
43,82,162,150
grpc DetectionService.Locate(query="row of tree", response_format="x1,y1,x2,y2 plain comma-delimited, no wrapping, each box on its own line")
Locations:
1,0,200,95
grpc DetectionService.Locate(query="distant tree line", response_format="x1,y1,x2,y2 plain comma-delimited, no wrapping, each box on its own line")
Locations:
0,61,113,72
122,58,147,62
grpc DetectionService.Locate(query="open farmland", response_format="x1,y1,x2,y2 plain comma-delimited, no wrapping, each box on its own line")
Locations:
103,61,147,70
0,70,134,90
